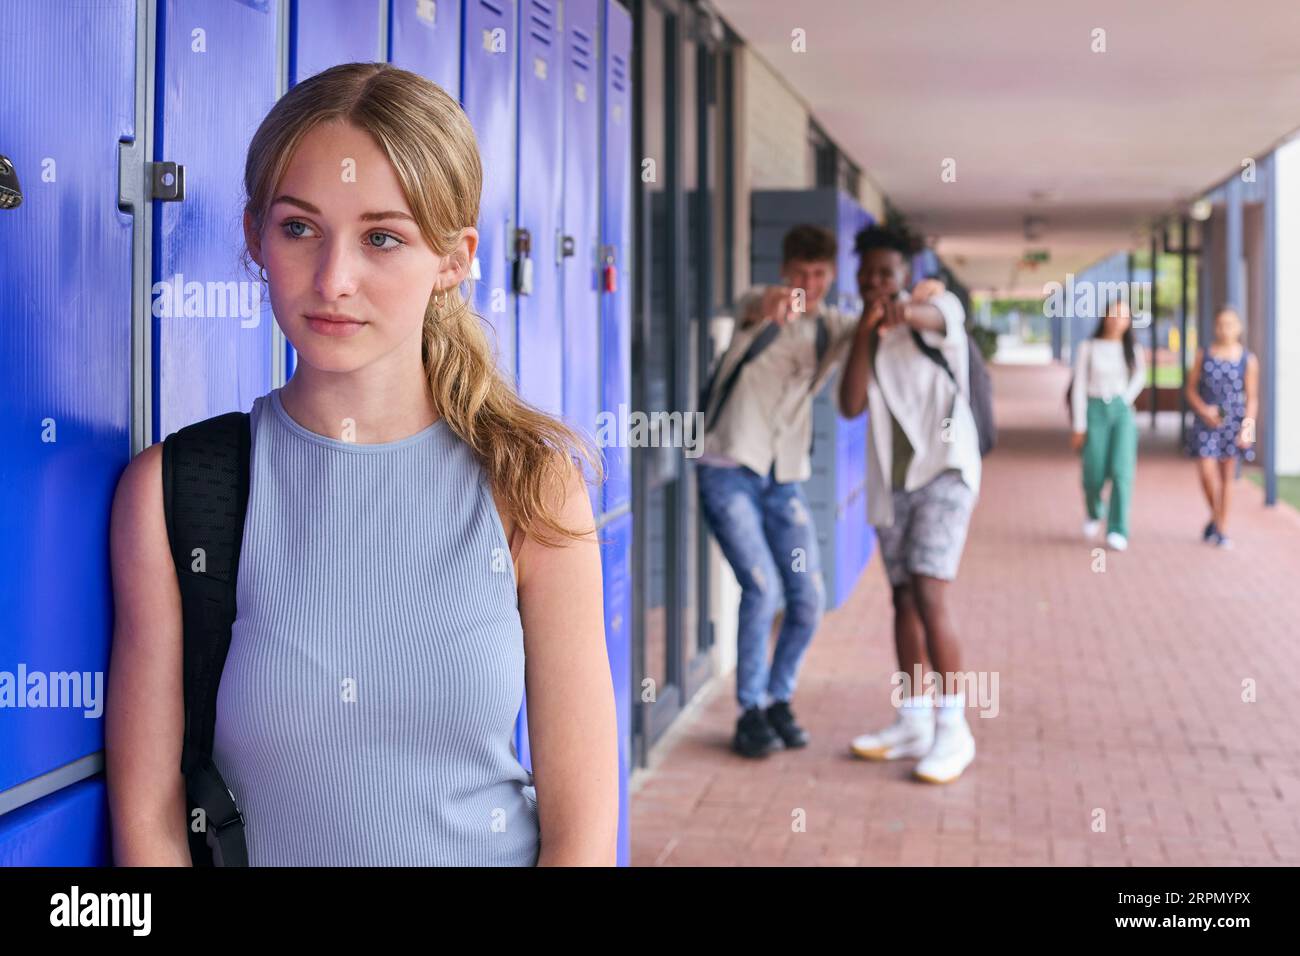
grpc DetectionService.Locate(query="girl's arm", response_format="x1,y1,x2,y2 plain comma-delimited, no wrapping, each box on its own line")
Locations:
1240,353,1260,446
1183,348,1219,424
1070,339,1089,434
105,444,194,866
513,463,619,866
1123,344,1146,407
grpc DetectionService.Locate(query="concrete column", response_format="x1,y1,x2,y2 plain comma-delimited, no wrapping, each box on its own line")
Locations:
1271,139,1300,477
1227,175,1244,312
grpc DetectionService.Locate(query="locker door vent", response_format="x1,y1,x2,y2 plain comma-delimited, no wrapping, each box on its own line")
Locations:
611,51,626,92
528,0,554,45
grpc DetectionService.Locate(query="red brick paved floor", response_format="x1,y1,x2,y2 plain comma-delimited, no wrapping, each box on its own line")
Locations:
630,361,1300,866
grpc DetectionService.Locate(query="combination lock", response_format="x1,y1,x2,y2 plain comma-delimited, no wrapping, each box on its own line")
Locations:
0,154,22,209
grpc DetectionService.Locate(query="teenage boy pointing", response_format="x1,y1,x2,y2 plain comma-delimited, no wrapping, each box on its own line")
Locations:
697,225,861,758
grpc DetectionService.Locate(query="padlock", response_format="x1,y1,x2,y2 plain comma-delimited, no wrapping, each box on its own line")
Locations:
601,245,617,293
514,256,534,296
513,228,533,295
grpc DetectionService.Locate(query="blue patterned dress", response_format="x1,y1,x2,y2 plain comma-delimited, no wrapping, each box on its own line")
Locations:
1187,348,1254,461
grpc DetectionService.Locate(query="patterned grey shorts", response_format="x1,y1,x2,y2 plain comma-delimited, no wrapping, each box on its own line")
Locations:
874,469,976,587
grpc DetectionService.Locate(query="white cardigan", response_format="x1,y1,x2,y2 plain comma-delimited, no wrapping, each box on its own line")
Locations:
1070,338,1145,433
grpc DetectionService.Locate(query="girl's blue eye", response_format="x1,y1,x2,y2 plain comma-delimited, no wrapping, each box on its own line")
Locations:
367,232,403,252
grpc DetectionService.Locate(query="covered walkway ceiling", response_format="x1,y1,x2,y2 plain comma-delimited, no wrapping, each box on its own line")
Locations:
714,0,1300,296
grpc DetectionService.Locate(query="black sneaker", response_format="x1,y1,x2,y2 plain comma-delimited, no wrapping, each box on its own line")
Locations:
1203,520,1218,542
765,700,810,748
733,706,781,758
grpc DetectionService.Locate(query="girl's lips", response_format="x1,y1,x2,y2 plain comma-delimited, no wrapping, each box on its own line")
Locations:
305,315,366,337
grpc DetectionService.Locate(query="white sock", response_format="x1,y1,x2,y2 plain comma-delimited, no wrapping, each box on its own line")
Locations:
898,694,933,724
936,693,967,727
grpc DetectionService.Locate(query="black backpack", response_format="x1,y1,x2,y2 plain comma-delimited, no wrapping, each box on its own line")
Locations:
160,410,252,867
908,328,997,456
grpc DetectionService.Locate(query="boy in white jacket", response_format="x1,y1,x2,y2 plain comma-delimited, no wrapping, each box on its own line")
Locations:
837,224,981,784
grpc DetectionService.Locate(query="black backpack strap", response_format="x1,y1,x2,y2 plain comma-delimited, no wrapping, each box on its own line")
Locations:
806,314,830,457
909,326,957,386
702,320,782,431
161,410,251,867
813,313,829,375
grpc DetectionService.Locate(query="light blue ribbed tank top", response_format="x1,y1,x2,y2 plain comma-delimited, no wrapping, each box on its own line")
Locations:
212,387,540,866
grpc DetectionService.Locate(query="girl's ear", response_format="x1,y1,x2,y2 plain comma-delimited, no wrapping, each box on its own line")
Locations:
243,209,263,269
435,227,479,290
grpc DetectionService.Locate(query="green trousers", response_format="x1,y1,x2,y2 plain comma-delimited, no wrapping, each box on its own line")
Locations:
1082,397,1137,539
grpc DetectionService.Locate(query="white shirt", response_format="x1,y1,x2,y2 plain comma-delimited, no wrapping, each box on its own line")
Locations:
1069,338,1145,433
699,290,859,481
851,290,982,527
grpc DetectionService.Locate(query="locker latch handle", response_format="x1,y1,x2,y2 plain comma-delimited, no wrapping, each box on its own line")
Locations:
513,227,533,295
559,233,576,261
148,161,186,202
0,155,22,210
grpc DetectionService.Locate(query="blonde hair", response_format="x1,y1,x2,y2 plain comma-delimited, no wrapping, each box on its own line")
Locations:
241,62,604,547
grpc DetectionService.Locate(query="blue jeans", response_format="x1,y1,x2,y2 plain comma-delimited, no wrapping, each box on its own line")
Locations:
696,463,825,710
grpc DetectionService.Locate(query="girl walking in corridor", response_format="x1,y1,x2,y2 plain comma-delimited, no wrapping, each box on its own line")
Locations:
1184,307,1259,548
1070,300,1145,551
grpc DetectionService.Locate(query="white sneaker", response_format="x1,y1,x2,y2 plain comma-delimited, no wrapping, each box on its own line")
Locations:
913,719,976,784
1105,532,1128,551
1082,519,1101,540
850,709,935,761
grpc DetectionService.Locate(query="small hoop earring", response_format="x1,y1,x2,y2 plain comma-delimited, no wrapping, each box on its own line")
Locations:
258,265,268,282
433,288,449,310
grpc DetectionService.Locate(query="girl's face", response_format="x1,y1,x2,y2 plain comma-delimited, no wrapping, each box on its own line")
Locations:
1102,300,1131,337
245,120,475,375
1214,309,1242,344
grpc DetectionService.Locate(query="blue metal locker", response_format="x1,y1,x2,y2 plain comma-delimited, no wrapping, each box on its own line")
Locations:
599,0,632,515
0,779,111,867
600,511,633,866
154,0,281,438
514,0,565,416
389,0,462,97
561,0,603,520
0,1,136,861
595,1,633,849
290,0,384,84
462,0,520,384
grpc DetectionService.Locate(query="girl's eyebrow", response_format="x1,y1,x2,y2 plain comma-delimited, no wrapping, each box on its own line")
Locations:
271,194,415,223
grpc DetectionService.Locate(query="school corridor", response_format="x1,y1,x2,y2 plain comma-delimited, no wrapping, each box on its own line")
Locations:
629,360,1300,867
